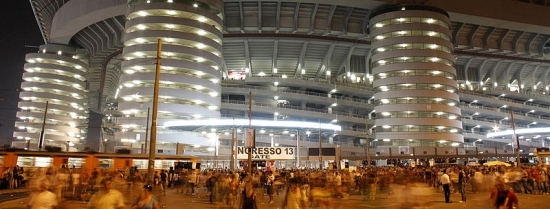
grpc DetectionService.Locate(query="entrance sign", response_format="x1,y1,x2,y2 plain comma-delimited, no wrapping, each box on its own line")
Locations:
237,147,295,160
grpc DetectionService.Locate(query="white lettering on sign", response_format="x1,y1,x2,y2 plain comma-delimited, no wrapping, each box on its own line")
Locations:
236,147,295,160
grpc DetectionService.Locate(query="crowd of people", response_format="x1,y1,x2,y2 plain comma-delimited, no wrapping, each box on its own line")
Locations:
9,163,550,209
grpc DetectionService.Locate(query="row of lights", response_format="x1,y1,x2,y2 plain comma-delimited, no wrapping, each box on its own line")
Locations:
37,48,83,60
27,59,83,71
376,43,441,52
480,81,550,91
374,18,437,28
372,138,461,146
200,128,299,137
375,31,440,40
145,0,200,7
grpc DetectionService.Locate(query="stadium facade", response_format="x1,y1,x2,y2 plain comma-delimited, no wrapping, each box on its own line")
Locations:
12,0,550,166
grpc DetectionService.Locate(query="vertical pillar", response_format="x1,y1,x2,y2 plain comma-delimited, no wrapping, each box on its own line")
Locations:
85,155,98,176
296,130,300,168
4,152,18,168
54,157,69,168
113,158,127,170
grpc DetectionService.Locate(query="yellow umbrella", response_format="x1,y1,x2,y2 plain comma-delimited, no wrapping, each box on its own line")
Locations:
484,161,511,167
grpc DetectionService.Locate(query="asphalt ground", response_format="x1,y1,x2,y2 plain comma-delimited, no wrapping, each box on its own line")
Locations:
0,183,547,209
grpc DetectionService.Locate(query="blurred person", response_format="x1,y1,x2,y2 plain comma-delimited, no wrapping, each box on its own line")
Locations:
440,169,452,203
240,181,257,209
369,176,379,201
188,170,197,195
90,168,99,191
520,167,532,194
87,178,125,209
159,170,167,196
511,168,523,194
253,171,265,204
490,177,519,209
531,166,541,194
197,172,209,198
173,172,184,193
449,168,459,194
28,180,58,209
472,168,483,193
458,167,466,202
309,177,329,208
228,173,240,207
282,178,307,209
540,167,548,194
265,171,275,203
131,184,160,209
333,172,348,198
206,173,217,204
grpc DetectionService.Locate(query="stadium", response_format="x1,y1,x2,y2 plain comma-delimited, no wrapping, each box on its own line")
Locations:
11,0,550,167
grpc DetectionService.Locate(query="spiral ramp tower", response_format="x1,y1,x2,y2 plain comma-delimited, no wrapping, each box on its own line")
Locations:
115,0,224,146
13,44,89,150
369,5,463,147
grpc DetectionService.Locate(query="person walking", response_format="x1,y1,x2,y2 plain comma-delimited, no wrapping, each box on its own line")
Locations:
458,168,467,202
88,178,125,209
440,169,452,203
282,178,307,209
490,177,519,209
240,181,257,209
266,171,275,204
28,180,58,209
132,184,160,209
159,170,167,196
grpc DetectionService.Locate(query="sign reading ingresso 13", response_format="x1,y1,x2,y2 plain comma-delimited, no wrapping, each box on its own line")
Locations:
236,147,295,160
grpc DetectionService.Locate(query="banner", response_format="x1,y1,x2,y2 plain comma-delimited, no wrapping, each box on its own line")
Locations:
237,147,295,160
245,128,255,148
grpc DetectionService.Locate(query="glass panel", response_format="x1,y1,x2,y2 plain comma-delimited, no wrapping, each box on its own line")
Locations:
98,159,113,169
68,158,85,168
16,157,53,167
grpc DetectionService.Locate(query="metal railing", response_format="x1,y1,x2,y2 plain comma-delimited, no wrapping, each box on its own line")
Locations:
222,99,368,119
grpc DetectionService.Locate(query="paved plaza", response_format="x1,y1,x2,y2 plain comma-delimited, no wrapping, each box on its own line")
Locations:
0,183,547,209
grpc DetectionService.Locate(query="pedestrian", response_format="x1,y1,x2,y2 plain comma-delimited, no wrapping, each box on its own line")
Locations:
160,170,167,196
490,177,519,209
282,178,307,209
440,169,452,203
132,184,160,209
458,167,466,202
88,178,125,209
266,171,275,204
240,181,257,209
28,180,57,209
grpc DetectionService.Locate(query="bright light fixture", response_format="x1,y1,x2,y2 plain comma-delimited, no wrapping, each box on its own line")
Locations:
164,119,342,131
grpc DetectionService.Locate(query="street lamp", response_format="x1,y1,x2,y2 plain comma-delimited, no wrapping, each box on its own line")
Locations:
471,125,481,134
499,117,509,124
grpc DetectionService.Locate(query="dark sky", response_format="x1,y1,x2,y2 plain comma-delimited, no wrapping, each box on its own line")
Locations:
0,1,44,145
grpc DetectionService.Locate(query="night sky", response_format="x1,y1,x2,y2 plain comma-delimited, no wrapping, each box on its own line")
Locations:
0,1,44,145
